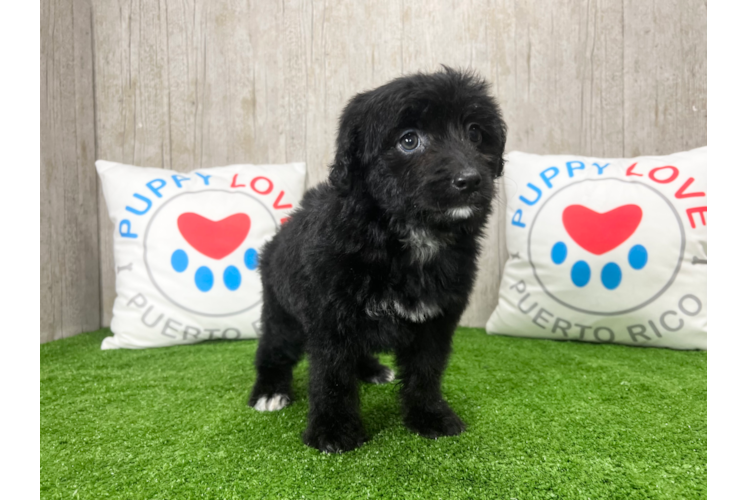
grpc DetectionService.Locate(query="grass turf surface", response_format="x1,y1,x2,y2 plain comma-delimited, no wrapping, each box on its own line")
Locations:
41,328,706,499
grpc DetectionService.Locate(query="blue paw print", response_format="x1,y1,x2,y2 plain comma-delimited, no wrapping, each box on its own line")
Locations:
170,248,258,292
551,242,648,290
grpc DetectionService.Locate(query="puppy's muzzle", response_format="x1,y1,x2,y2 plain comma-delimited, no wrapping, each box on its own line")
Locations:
452,169,482,194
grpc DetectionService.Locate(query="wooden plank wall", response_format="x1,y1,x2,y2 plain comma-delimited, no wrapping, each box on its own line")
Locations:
41,0,707,341
706,17,721,210
40,0,100,343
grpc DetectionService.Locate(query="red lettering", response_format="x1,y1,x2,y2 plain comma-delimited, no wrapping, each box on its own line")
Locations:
273,191,293,210
626,162,643,177
281,217,289,224
230,174,246,188
649,166,679,184
250,176,273,195
686,206,707,228
674,177,706,199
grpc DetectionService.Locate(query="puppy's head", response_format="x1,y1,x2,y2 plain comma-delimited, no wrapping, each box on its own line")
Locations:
330,67,506,226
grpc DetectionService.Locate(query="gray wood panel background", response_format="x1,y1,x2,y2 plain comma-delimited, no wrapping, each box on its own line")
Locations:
41,0,707,342
706,17,721,209
41,0,100,343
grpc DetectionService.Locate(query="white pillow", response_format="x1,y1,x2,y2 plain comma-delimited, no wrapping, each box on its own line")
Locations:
96,160,306,349
706,212,721,349
487,147,706,350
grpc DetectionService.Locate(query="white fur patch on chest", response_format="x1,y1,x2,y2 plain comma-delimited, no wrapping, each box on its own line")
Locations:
401,228,443,263
366,298,441,323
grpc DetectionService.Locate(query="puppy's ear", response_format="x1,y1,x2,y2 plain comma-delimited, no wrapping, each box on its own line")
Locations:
495,157,505,179
493,115,508,179
329,127,358,193
329,99,364,194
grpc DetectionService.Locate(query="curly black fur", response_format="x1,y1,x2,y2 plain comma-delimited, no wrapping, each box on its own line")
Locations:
248,67,507,453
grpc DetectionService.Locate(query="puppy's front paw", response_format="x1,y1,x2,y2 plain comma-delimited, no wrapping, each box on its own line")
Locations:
303,422,367,453
249,376,293,411
251,393,291,412
404,403,466,439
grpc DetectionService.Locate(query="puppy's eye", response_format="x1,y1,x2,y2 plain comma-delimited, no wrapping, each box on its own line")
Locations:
467,124,482,144
399,132,420,151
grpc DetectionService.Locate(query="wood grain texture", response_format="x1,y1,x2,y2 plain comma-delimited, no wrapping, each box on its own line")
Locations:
706,17,720,212
41,0,100,343
87,0,706,330
623,0,707,157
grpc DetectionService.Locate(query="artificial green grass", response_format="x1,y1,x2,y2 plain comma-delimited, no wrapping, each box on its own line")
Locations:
41,328,706,499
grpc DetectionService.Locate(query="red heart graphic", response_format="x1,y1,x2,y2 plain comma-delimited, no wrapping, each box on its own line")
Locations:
562,204,642,255
177,213,250,260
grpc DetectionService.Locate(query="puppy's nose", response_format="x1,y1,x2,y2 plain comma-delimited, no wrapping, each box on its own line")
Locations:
453,171,482,193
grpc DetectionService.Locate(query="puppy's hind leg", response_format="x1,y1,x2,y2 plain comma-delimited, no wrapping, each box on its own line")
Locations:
357,353,395,384
249,288,304,412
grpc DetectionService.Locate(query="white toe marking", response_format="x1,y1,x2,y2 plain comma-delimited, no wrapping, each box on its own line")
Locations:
267,394,290,411
254,394,289,412
254,396,268,411
367,368,395,384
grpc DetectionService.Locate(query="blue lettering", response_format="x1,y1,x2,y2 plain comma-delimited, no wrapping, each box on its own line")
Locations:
539,166,559,189
511,209,527,228
519,183,542,206
172,174,191,188
195,172,211,185
593,162,611,175
119,219,137,239
146,179,167,198
566,161,585,178
125,193,152,215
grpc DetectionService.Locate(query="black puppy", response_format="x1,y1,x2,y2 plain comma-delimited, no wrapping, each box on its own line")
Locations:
249,67,506,453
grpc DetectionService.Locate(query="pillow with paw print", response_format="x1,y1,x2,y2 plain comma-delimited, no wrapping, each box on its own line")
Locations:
97,160,306,349
487,147,706,350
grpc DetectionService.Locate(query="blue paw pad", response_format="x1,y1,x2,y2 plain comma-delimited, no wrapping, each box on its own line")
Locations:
601,262,622,290
195,266,214,292
171,249,188,273
571,260,591,287
244,248,258,271
223,265,242,291
628,244,648,270
551,241,567,265
176,247,257,292
556,242,645,290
